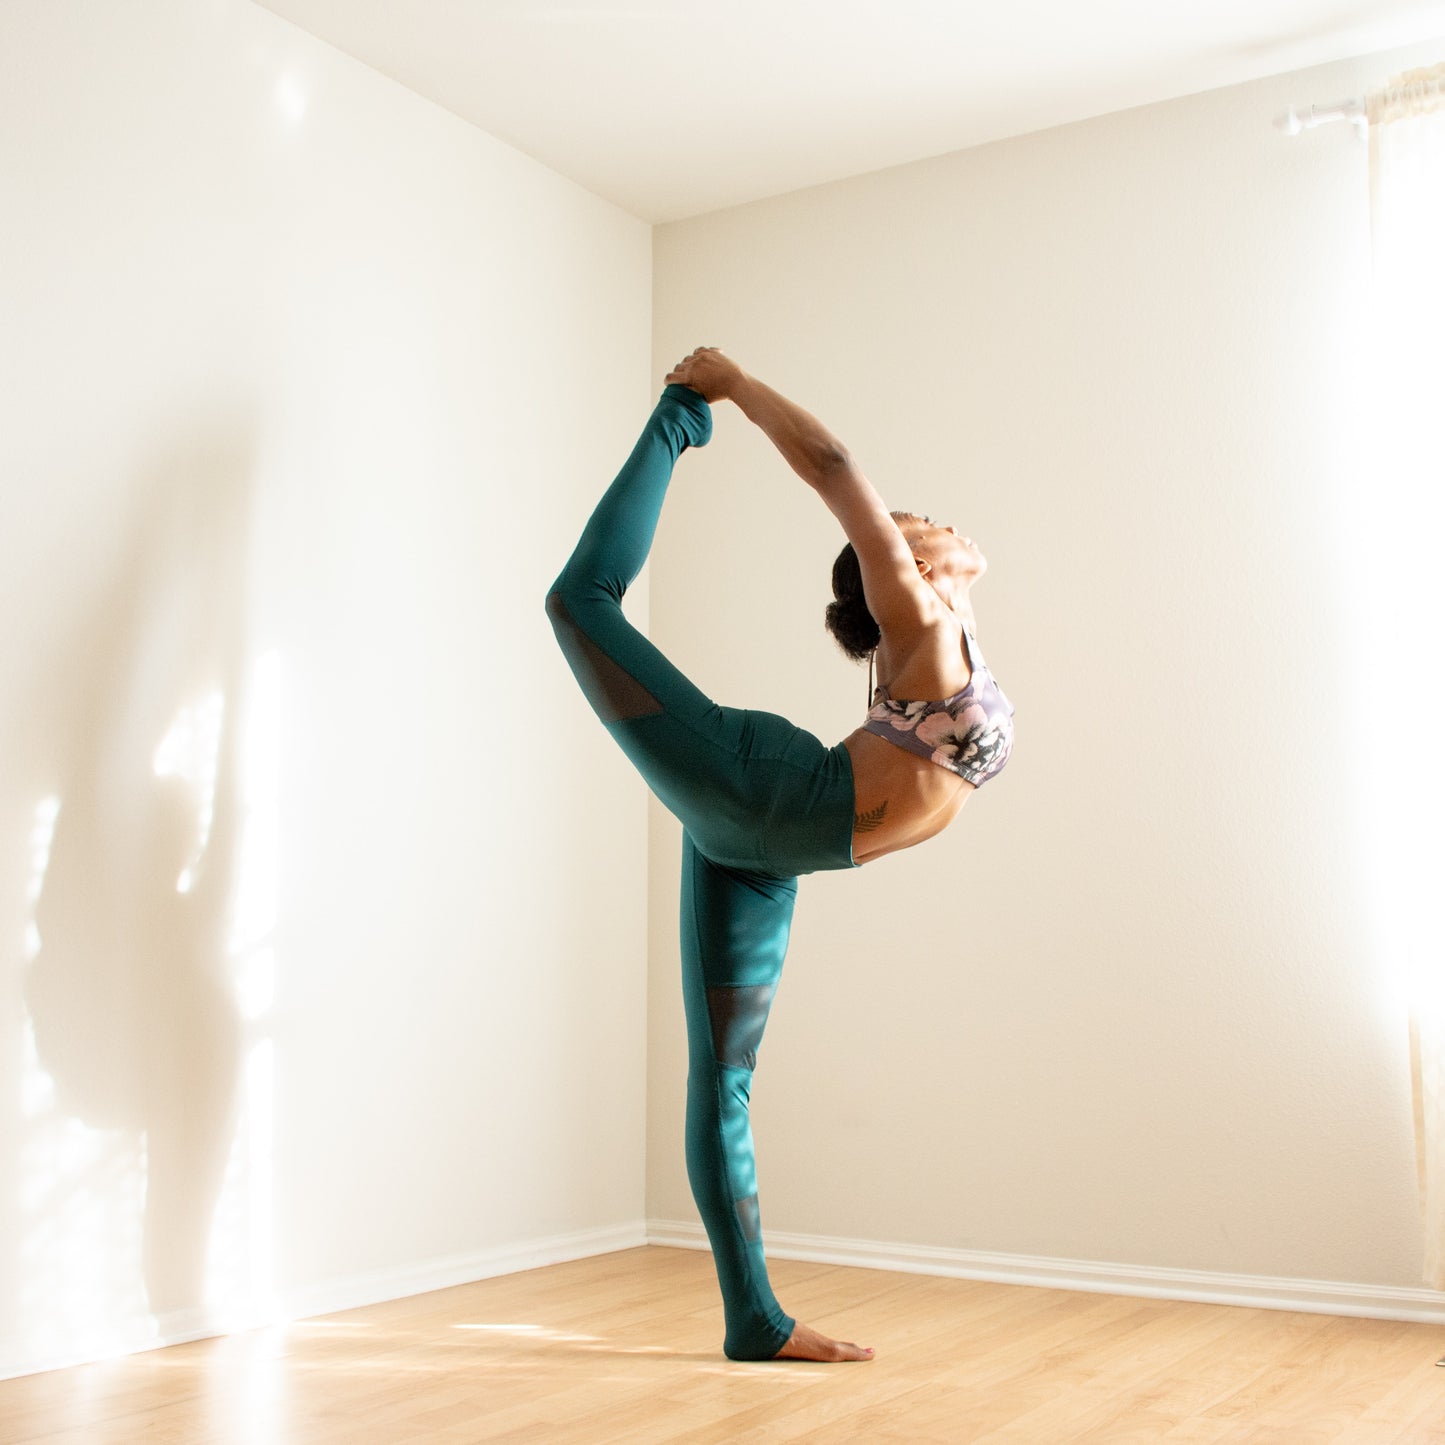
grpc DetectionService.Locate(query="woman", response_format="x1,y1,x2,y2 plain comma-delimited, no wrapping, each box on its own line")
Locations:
546,348,1013,1363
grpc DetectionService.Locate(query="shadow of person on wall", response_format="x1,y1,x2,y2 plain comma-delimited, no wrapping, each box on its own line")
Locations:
21,427,256,1323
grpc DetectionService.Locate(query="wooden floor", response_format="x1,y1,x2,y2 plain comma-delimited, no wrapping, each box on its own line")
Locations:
4,1247,1444,1443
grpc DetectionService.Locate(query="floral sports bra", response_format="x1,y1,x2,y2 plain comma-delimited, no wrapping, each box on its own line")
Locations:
860,626,1015,787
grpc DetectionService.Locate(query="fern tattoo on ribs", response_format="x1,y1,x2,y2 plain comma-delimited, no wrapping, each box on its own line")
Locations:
853,800,889,833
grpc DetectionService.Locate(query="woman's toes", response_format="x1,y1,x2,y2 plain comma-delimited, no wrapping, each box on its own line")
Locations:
775,1321,874,1362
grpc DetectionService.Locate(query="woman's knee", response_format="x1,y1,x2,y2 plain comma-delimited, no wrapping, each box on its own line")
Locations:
545,584,663,723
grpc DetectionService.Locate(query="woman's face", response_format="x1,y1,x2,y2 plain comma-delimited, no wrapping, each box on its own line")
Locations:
903,517,987,586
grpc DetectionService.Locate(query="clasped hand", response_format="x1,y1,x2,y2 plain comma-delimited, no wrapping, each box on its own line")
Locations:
664,347,745,403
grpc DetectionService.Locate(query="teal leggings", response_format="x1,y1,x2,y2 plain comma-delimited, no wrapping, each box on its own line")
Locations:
546,386,858,1360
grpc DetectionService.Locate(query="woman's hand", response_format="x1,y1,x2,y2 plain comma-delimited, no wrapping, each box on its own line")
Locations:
665,347,746,403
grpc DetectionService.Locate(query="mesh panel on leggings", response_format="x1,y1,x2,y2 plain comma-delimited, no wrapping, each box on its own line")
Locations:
706,984,774,1072
545,591,664,723
734,1194,762,1243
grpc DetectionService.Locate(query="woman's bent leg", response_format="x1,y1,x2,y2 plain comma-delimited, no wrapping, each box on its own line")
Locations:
546,386,857,873
544,387,756,856
679,833,796,1361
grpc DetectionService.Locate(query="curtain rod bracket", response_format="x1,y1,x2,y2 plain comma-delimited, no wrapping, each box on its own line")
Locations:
1274,97,1367,136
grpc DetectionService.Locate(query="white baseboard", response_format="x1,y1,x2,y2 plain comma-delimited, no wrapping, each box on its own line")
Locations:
646,1218,1445,1325
272,1220,648,1330
9,1217,1439,1383
0,1221,646,1383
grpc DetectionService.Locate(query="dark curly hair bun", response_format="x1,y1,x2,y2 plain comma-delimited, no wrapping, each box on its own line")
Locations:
825,542,882,661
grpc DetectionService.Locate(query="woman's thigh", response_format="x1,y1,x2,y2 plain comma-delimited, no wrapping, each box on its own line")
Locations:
549,580,853,872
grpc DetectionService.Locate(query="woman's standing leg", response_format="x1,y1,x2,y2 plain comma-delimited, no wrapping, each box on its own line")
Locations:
678,834,798,1360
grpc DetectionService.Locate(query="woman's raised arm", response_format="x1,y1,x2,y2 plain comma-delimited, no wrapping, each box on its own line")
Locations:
663,349,932,632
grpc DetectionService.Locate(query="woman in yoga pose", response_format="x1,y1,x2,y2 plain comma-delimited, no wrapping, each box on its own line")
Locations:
546,348,1013,1363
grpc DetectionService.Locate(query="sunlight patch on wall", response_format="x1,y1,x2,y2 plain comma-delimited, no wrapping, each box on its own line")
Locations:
18,790,153,1362
13,650,283,1366
153,691,223,894
273,73,308,128
204,649,282,1332
15,1056,154,1365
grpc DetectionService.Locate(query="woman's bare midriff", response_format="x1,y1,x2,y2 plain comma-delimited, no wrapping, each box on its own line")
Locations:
842,728,974,863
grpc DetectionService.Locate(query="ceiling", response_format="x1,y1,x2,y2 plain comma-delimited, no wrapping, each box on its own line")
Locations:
255,0,1445,222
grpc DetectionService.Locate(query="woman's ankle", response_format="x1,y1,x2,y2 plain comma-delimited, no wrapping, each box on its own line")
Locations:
658,384,713,447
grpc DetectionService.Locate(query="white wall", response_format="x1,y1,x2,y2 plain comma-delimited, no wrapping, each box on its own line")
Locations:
0,0,652,1376
647,42,1444,1299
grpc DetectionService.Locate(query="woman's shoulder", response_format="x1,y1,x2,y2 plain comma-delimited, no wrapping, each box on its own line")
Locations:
875,603,973,701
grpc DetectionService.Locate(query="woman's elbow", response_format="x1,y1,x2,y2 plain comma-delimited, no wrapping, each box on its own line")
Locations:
809,444,853,482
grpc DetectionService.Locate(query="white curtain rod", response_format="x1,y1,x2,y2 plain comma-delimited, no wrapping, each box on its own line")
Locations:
1278,64,1445,133
1274,95,1367,134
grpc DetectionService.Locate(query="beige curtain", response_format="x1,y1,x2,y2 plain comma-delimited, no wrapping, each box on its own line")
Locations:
1367,64,1445,1291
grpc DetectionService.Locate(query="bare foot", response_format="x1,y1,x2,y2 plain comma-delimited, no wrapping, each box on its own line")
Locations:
774,1321,873,1362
